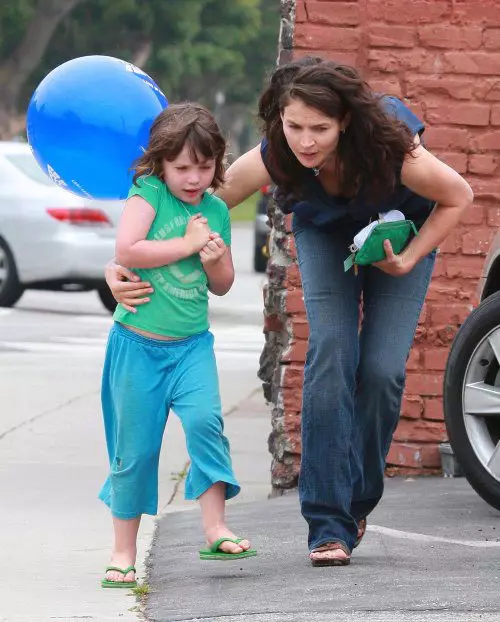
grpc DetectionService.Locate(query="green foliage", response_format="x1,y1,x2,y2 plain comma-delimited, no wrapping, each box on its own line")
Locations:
230,193,258,222
132,582,150,598
0,2,34,60
0,0,279,144
13,0,279,114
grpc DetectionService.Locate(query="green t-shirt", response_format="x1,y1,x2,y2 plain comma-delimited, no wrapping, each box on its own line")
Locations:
113,175,231,337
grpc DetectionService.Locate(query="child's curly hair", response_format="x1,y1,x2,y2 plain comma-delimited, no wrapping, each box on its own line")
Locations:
133,102,226,189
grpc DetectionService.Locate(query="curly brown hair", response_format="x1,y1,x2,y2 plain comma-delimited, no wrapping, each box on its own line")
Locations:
133,102,226,189
258,58,416,201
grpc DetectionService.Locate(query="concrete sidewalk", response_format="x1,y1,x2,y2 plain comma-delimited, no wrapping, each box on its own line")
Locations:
144,467,500,621
0,325,268,622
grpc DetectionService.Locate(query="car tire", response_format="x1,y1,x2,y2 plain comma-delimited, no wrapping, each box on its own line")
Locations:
253,244,267,273
0,237,24,307
97,284,117,313
444,291,500,510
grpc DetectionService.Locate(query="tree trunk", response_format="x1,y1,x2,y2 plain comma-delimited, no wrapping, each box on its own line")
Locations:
216,103,248,160
132,41,153,70
0,0,90,139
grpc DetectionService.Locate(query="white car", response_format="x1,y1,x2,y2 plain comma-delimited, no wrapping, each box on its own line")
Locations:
0,141,123,311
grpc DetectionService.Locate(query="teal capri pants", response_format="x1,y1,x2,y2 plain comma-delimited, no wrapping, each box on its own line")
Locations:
98,322,240,519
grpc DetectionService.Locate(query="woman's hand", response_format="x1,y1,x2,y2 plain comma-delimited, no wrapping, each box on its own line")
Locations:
373,240,415,277
104,261,153,313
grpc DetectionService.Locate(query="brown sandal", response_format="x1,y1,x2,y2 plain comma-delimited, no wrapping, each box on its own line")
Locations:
309,541,351,567
353,518,367,549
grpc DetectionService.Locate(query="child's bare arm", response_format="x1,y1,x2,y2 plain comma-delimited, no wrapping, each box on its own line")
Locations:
200,235,234,296
116,196,210,268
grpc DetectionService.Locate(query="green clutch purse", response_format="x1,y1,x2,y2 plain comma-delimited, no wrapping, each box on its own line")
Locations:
344,219,418,272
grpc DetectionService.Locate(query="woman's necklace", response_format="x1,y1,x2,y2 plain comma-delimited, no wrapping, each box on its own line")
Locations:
312,155,334,177
312,163,324,177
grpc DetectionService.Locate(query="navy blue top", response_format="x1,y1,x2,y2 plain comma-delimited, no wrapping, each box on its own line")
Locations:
260,96,434,228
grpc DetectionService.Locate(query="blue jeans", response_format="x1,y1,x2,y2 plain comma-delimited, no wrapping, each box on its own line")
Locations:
98,323,240,519
293,218,435,552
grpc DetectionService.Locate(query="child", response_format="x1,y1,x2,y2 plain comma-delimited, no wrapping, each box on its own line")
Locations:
99,103,256,589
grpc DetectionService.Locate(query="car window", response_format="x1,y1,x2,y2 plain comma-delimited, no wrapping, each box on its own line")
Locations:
4,153,52,186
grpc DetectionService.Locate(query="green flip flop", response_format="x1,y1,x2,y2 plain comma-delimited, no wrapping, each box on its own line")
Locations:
101,565,137,588
199,537,257,561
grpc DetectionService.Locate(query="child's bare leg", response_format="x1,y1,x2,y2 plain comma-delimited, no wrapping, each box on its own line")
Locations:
199,482,250,553
106,516,141,582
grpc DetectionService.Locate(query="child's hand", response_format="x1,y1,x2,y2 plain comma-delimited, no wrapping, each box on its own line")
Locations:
184,214,211,254
199,232,226,265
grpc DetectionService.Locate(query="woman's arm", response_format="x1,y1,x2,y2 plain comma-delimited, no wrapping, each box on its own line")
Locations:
215,144,272,208
401,145,473,265
116,196,208,268
376,144,474,276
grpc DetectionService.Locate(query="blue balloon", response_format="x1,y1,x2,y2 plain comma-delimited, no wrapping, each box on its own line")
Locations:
26,55,168,200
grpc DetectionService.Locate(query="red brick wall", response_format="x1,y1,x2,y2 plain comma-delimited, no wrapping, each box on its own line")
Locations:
265,0,500,487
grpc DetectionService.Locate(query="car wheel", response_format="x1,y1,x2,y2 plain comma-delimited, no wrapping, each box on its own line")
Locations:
444,291,500,510
97,285,117,313
0,237,24,307
253,243,268,273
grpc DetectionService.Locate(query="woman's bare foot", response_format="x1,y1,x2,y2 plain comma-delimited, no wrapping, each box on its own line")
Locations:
309,542,351,566
205,525,251,554
105,550,136,583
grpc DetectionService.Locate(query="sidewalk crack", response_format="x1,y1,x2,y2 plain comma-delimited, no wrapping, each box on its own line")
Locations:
0,390,98,442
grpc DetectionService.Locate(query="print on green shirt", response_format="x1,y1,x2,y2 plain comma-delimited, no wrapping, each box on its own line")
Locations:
113,175,231,338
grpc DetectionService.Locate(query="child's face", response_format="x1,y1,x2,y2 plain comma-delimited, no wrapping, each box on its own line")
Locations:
162,145,216,205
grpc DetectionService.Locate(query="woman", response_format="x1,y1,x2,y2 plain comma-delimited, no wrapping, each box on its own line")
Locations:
105,58,473,566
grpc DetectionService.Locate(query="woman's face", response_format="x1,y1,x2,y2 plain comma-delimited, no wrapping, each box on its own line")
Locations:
281,98,345,170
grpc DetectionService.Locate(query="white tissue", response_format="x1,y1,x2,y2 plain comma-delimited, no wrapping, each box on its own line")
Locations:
382,209,405,223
